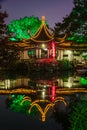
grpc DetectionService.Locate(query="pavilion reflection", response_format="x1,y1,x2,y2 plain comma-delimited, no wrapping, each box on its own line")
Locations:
0,73,87,121
7,94,67,122
1,72,87,122
0,72,87,90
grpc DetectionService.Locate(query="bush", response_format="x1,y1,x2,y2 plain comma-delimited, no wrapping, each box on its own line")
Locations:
15,62,28,74
59,59,73,70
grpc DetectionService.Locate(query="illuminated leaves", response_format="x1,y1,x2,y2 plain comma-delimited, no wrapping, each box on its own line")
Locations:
7,16,41,41
9,95,30,114
8,94,38,116
80,77,87,85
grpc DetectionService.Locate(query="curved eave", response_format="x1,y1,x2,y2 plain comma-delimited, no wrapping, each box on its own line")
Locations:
57,45,87,50
9,41,34,50
55,34,67,42
44,24,54,38
30,23,54,43
57,47,87,50
30,37,54,43
55,39,66,44
56,41,87,50
32,24,53,38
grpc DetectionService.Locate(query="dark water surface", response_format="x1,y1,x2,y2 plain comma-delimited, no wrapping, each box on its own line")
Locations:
0,95,63,130
0,71,87,130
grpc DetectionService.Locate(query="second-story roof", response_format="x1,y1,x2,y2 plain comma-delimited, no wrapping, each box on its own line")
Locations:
30,16,54,43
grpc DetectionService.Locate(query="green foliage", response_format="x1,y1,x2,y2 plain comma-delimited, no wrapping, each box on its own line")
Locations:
80,77,87,85
82,54,87,59
59,59,73,70
9,94,31,114
74,0,87,8
7,16,41,40
67,21,87,43
8,94,38,116
54,0,87,44
69,97,87,130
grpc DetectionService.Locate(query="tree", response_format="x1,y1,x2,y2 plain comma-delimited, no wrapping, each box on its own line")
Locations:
53,0,87,43
0,5,8,39
7,16,41,41
69,95,87,130
6,94,38,116
67,21,87,43
0,4,8,68
0,38,20,69
0,5,19,69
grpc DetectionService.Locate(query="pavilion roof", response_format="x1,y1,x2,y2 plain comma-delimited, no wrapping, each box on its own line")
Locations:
30,16,54,43
8,39,35,50
57,41,87,50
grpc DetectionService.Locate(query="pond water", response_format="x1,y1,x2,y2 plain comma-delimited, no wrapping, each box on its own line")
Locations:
0,70,87,130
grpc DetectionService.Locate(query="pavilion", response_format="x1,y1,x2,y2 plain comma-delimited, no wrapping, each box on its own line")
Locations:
17,16,65,63
9,16,87,65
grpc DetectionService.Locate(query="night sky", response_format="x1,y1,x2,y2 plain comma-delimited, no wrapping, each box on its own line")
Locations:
1,0,73,28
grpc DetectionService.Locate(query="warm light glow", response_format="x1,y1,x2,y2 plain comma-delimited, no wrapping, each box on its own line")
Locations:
66,83,72,88
21,96,32,105
30,16,54,42
63,77,73,88
66,50,72,54
42,43,46,48
29,100,54,122
54,97,67,106
42,16,45,24
0,88,87,95
41,89,46,99
5,80,11,89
